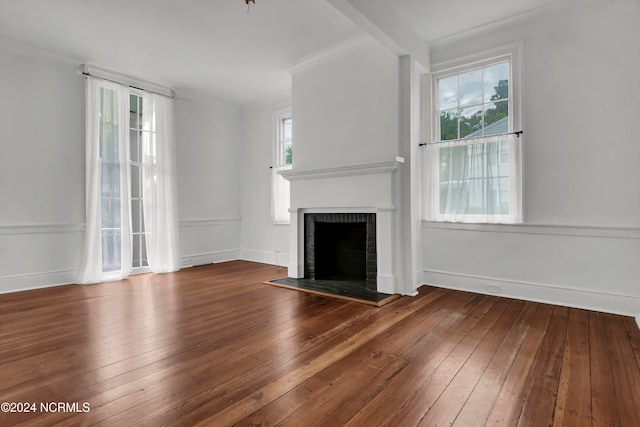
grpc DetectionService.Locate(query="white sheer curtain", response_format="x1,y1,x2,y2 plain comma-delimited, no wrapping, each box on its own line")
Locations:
424,133,522,224
272,165,291,224
141,93,181,273
77,79,132,284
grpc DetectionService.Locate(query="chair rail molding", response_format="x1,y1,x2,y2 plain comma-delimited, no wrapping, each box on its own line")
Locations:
0,223,85,235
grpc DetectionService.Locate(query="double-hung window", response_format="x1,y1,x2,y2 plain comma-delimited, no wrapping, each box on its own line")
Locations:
272,110,292,224
425,44,523,224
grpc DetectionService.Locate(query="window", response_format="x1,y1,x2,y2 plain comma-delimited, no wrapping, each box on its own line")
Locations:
437,61,510,141
99,87,123,272
78,77,179,284
272,110,292,224
128,94,150,270
425,44,522,224
100,92,150,272
278,114,292,166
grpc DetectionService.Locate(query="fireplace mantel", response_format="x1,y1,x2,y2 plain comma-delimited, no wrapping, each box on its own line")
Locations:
284,159,404,295
279,159,404,181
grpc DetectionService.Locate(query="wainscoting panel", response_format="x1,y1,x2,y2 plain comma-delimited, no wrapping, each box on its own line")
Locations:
179,218,242,268
421,223,640,316
0,224,84,293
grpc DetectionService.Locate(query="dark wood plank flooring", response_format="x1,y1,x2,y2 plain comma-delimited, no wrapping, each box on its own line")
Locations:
1,260,639,426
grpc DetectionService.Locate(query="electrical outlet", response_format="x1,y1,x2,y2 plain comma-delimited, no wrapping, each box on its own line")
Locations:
487,284,502,294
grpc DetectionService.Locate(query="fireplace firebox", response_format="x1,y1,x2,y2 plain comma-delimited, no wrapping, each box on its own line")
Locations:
304,213,376,291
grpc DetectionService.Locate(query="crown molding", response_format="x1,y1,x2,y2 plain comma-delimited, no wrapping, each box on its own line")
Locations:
429,0,584,51
0,35,80,65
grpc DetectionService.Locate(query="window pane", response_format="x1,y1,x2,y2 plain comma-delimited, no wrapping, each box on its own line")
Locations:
102,230,121,272
458,69,482,108
460,105,482,139
484,62,509,102
113,164,120,197
440,145,468,183
112,198,121,228
101,164,121,196
488,177,510,214
130,94,140,130
141,234,148,267
101,197,113,228
100,197,120,228
466,179,484,214
438,75,457,110
132,199,142,233
130,129,139,162
484,101,509,135
130,164,141,199
499,141,510,176
132,233,141,268
283,117,292,165
101,164,113,198
440,109,459,141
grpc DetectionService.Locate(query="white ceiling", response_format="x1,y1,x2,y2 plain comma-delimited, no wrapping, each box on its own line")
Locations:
0,0,558,105
385,0,558,42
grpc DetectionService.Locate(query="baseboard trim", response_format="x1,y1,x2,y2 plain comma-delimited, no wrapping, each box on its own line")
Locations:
419,268,639,317
181,249,241,268
0,270,77,294
241,249,290,269
1,250,243,294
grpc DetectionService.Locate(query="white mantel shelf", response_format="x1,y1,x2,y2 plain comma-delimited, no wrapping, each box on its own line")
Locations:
279,160,403,181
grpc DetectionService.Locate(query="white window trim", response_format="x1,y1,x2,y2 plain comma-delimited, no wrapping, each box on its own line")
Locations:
274,108,292,167
430,41,523,143
272,107,292,225
426,42,524,224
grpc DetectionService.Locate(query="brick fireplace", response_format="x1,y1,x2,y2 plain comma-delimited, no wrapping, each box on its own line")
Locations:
304,213,377,291
280,160,405,295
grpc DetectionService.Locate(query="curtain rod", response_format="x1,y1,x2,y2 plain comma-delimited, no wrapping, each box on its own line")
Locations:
80,71,178,101
419,130,523,147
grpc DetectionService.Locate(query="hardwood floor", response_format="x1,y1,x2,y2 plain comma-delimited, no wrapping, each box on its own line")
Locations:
1,260,639,426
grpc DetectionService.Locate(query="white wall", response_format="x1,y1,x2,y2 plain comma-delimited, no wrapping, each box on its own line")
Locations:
0,41,244,292
286,39,411,293
292,38,399,171
0,45,85,292
420,0,640,315
239,92,291,267
175,98,243,267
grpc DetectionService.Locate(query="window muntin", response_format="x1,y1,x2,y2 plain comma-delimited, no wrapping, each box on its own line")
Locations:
273,111,292,224
437,61,510,141
427,47,522,224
